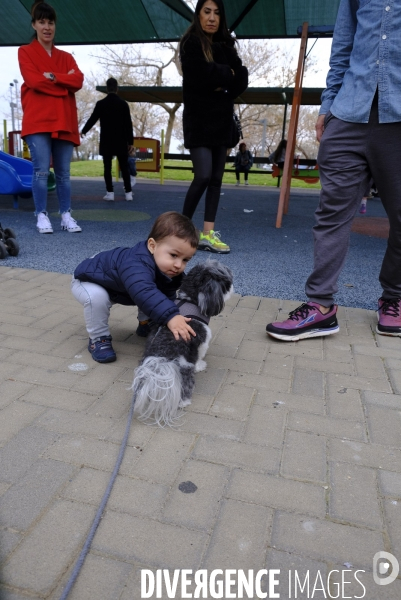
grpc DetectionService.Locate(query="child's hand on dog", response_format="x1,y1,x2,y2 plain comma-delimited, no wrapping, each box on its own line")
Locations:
167,315,196,341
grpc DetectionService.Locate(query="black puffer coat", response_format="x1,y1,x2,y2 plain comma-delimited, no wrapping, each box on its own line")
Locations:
181,35,248,149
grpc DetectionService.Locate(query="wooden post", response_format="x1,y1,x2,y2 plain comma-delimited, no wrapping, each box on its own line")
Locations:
3,120,8,153
160,129,165,185
275,22,308,228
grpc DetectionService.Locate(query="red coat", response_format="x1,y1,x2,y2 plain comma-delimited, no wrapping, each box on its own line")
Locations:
18,39,84,145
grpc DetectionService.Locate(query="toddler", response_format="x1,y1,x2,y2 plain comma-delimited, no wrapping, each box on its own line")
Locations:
72,211,198,363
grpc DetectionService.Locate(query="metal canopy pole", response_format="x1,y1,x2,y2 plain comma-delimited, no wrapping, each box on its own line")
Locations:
275,22,308,228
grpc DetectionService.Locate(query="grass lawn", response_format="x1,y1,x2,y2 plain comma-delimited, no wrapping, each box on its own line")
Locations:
70,159,321,190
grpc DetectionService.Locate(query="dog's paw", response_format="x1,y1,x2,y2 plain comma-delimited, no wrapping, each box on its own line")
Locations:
179,398,192,408
195,360,207,373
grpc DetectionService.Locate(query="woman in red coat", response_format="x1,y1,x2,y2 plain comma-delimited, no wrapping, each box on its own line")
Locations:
18,2,83,233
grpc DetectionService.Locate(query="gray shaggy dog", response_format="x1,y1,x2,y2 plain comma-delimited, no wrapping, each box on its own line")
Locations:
132,260,233,426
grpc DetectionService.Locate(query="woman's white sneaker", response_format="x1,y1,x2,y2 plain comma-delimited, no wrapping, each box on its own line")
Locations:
61,211,82,232
36,212,53,234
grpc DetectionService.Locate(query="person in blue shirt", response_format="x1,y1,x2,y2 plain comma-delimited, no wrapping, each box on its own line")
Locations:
266,0,401,341
71,212,198,363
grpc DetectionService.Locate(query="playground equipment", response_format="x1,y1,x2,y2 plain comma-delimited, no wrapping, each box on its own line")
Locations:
0,150,33,208
0,129,57,208
0,223,19,259
272,157,319,185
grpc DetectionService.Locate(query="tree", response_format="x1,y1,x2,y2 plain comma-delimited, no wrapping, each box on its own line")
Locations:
74,73,103,159
89,43,182,151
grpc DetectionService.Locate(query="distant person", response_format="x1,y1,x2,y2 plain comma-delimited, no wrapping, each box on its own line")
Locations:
128,146,137,189
71,212,198,363
234,142,253,186
18,1,83,234
180,0,248,253
81,77,133,201
266,0,401,341
268,139,287,168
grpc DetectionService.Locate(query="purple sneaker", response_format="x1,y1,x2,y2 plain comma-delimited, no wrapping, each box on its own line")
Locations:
377,298,401,336
266,302,339,341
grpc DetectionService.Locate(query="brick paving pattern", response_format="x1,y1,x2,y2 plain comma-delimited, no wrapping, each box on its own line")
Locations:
0,266,400,599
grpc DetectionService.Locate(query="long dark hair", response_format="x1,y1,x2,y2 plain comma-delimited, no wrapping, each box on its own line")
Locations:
180,0,235,62
273,139,287,164
31,2,56,23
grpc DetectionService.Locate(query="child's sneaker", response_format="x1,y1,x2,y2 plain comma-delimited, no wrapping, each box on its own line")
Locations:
36,212,53,234
88,336,116,363
245,181,249,186
266,302,339,341
198,230,230,253
136,320,150,337
61,211,82,232
359,203,367,214
103,191,114,201
235,181,240,186
376,297,401,336
125,191,133,201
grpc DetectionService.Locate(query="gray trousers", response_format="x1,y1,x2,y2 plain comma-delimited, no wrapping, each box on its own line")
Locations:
306,97,401,306
71,277,147,341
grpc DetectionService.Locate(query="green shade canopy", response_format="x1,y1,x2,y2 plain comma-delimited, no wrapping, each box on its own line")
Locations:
2,0,340,46
97,86,325,106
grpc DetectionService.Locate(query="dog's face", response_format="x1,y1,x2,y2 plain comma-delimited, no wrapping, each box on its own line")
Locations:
177,260,234,317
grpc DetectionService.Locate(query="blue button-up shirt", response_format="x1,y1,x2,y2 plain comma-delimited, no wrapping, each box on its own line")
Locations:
321,0,401,123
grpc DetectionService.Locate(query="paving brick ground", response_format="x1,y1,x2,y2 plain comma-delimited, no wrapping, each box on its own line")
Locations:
0,266,401,599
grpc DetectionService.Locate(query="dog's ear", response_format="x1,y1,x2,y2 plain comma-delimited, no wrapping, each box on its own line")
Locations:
198,278,225,317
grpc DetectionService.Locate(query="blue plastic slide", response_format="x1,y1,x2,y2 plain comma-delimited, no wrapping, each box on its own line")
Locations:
0,150,33,208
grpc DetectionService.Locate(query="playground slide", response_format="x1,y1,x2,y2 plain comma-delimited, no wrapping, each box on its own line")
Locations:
0,151,56,208
0,150,33,199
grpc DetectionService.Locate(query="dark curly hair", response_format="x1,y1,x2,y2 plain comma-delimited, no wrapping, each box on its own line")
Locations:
148,212,199,248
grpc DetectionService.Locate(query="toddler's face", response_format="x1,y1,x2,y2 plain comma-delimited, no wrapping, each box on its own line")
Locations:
147,235,196,277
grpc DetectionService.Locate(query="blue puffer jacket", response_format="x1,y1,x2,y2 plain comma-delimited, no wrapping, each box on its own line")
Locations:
74,240,182,325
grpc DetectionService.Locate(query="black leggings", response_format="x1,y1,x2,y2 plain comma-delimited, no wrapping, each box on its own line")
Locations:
182,146,227,223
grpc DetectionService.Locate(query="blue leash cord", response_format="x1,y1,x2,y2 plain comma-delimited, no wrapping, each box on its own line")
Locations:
59,390,137,600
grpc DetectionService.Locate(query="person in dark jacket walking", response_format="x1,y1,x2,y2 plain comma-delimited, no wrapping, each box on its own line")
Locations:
71,212,198,363
180,0,248,253
81,77,134,201
234,142,253,185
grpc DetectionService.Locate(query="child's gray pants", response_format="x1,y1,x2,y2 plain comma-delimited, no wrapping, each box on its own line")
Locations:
71,277,147,341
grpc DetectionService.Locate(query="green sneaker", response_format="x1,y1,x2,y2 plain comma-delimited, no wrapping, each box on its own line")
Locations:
198,230,230,253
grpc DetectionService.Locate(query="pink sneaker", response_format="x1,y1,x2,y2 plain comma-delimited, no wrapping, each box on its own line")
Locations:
266,302,339,341
377,298,401,336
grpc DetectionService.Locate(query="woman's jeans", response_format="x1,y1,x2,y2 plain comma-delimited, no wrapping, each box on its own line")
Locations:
25,134,74,215
182,146,227,223
71,277,148,341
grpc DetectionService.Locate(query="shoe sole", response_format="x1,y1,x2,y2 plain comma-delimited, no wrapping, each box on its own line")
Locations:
267,325,339,342
61,227,82,233
37,229,53,234
198,245,230,254
376,325,401,337
90,353,116,363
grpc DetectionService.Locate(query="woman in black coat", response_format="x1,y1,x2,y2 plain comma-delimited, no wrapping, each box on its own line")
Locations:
180,0,248,253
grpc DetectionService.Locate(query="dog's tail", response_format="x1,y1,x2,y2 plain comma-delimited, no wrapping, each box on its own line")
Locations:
132,357,183,427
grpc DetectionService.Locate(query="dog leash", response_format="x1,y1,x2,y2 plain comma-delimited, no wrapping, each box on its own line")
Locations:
59,327,165,599
59,389,138,599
